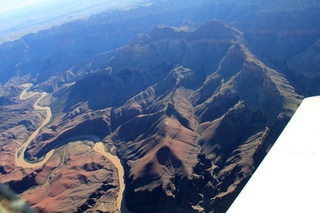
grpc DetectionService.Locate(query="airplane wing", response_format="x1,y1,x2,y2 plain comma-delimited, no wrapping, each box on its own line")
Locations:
227,96,320,213
0,182,36,213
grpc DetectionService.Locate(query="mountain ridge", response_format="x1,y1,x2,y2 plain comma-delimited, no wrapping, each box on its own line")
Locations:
20,20,300,212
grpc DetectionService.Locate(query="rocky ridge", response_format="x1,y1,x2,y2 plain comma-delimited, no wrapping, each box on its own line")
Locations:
19,20,301,212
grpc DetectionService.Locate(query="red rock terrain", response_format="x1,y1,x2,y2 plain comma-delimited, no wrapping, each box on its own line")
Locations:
17,20,302,212
20,142,119,213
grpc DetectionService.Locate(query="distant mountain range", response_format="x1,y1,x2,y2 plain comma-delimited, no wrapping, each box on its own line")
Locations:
0,1,319,212
0,0,153,44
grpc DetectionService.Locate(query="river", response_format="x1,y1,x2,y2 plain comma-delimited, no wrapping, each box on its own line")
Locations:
15,84,129,212
15,84,54,168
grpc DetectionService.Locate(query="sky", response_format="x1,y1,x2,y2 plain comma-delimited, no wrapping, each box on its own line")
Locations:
0,0,50,13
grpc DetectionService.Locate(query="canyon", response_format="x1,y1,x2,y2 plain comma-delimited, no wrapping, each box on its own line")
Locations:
0,1,320,212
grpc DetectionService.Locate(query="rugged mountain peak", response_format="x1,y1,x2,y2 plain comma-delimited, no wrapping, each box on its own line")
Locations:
190,20,235,40
142,26,187,42
15,19,302,212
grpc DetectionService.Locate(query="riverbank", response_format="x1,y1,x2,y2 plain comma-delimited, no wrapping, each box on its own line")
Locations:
15,84,129,212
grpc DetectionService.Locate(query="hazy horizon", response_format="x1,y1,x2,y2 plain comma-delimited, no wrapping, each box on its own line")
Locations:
0,0,154,43
0,0,52,14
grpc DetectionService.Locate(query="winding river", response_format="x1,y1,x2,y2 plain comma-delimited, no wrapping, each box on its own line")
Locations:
15,84,54,168
15,84,128,212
